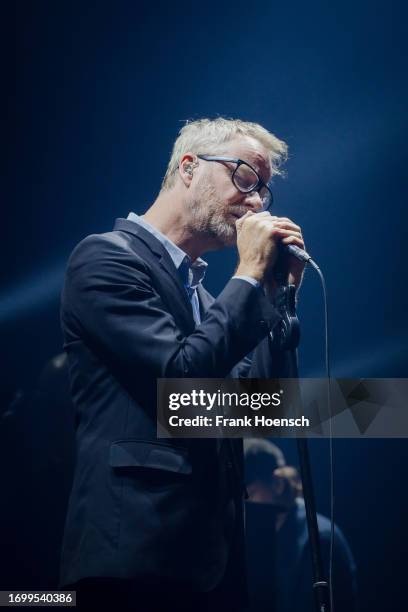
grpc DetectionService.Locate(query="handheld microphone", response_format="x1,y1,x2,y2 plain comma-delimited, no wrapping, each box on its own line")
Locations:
284,244,313,263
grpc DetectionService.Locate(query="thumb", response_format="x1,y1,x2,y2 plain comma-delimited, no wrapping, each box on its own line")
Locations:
235,210,255,230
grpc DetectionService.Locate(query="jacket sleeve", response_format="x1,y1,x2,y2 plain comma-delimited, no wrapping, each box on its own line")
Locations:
61,235,282,382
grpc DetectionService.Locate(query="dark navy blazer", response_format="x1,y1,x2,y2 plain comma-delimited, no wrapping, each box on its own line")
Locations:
59,218,286,593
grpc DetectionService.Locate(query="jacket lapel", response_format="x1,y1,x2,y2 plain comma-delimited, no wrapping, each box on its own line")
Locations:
113,218,195,333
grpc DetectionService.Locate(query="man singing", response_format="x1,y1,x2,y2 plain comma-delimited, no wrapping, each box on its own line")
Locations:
59,117,305,611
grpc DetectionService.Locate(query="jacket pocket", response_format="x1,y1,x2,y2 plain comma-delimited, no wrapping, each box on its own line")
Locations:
109,440,192,474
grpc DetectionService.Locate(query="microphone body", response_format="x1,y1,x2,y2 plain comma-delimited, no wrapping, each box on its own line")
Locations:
284,244,312,263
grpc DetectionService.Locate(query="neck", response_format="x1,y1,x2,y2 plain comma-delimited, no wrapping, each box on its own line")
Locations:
142,189,219,261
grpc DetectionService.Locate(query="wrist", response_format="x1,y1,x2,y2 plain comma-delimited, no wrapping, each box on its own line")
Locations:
235,264,264,282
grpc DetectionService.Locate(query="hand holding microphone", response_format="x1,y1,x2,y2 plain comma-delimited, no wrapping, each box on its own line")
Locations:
235,211,307,292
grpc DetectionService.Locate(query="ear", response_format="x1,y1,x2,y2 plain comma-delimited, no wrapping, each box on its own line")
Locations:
178,153,198,187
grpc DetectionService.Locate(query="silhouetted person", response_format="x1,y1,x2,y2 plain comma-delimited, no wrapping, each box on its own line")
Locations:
244,438,358,612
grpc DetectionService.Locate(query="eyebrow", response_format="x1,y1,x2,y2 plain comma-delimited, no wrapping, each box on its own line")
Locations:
252,157,272,183
247,159,271,185
237,152,271,183
204,154,271,185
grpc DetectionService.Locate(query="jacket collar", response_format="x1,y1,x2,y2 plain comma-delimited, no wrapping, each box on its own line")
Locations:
113,218,165,258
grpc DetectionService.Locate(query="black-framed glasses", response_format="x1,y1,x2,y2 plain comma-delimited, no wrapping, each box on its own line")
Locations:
197,154,274,210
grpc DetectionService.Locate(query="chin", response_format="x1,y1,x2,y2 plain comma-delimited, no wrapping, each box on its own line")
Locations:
212,221,237,247
222,232,237,247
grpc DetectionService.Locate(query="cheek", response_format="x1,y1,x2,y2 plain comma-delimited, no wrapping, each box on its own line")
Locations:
210,170,237,202
196,174,218,201
196,175,236,216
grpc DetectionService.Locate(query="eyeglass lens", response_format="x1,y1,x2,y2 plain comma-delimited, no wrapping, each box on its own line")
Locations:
233,164,271,208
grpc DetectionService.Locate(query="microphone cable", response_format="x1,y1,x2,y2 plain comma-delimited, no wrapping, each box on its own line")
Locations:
307,256,334,612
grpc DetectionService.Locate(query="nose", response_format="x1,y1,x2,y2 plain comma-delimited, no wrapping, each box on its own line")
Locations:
245,191,263,212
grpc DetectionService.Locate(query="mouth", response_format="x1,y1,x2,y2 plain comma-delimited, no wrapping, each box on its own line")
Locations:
230,209,249,220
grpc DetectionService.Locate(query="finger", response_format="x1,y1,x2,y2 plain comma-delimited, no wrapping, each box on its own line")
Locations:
276,217,295,225
272,219,302,233
259,217,302,234
235,210,255,227
281,235,305,249
253,211,274,219
270,228,303,242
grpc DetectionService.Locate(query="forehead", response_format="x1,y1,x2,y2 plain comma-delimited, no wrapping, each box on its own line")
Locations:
222,136,272,179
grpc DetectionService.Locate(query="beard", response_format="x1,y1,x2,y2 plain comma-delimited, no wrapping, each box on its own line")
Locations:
187,178,239,247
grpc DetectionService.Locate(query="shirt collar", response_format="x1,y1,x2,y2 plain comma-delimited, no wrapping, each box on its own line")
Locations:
127,212,207,288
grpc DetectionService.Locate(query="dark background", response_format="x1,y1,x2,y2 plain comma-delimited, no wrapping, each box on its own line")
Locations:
3,0,407,609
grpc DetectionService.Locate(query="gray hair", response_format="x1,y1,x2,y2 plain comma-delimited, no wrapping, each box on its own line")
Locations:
161,117,288,190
